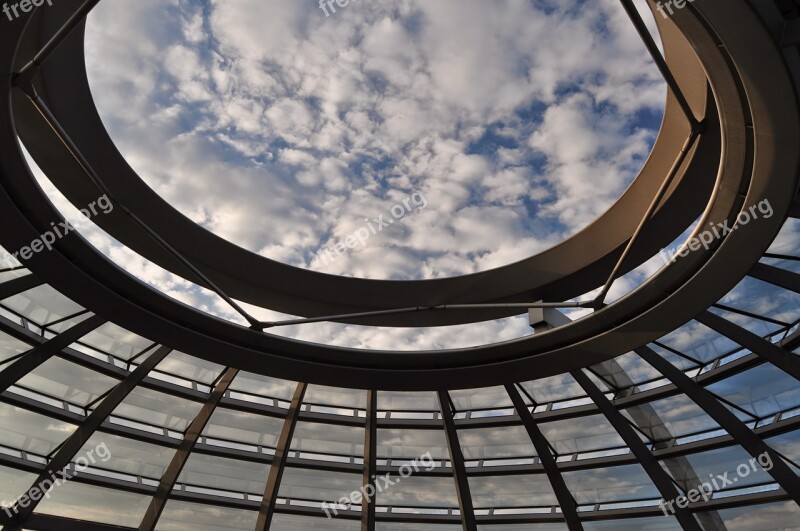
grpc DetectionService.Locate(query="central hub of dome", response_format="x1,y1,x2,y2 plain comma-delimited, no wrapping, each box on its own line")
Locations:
86,0,664,280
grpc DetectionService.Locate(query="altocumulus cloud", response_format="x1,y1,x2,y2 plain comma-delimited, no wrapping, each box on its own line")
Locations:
43,0,670,349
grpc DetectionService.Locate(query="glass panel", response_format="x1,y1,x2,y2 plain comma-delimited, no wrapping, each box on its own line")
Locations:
34,481,151,527
272,513,360,530
765,432,800,473
476,526,567,531
654,320,739,365
458,425,536,460
712,500,800,530
111,387,203,432
278,466,362,504
0,402,76,455
593,352,663,389
469,474,557,508
539,414,626,455
77,432,176,479
155,351,225,385
377,474,458,509
706,364,800,419
75,322,153,360
383,524,464,531
1,285,84,325
563,464,659,504
519,373,586,404
0,465,37,511
623,394,719,442
0,329,31,365
229,371,297,401
305,385,366,409
291,421,364,457
156,500,258,531
760,255,800,275
711,276,798,335
377,428,449,460
177,453,269,493
765,217,800,256
202,407,284,448
378,390,438,412
0,269,30,283
660,445,774,494
582,518,682,530
450,386,512,411
0,245,22,269
15,356,119,407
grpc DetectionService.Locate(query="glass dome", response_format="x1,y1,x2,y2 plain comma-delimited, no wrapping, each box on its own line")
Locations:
0,0,799,530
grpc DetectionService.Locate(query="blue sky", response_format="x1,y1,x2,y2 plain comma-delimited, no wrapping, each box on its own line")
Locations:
28,0,688,349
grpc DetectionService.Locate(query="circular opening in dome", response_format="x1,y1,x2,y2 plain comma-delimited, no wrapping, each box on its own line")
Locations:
85,0,666,281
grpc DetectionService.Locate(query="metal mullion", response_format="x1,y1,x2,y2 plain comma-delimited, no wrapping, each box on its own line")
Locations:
593,129,701,306
14,0,104,83
362,390,377,531
696,311,800,380
749,262,800,294
3,346,172,530
0,274,43,300
0,314,106,394
637,345,800,504
651,340,705,366
15,83,263,330
571,369,702,530
438,390,477,531
43,308,92,330
618,0,701,130
505,384,582,530
712,302,790,327
255,382,307,531
138,367,239,531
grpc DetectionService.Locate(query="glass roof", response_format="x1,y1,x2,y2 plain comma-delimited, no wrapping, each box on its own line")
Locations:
1,0,799,529
0,211,797,528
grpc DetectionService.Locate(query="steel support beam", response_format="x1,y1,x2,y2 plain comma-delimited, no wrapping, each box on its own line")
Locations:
0,314,105,394
362,390,377,531
696,311,800,380
438,390,477,531
255,382,307,531
571,369,702,530
637,345,800,503
0,274,44,300
3,345,172,530
505,384,582,530
138,367,239,531
748,262,800,294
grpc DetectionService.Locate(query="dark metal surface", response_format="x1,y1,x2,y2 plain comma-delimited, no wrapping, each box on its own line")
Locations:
255,382,307,531
571,369,702,531
362,390,377,531
505,383,583,530
637,345,800,504
138,367,239,531
438,390,477,531
3,345,171,530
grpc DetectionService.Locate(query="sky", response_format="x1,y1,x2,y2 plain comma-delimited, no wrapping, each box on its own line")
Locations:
29,0,691,349
83,0,665,281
